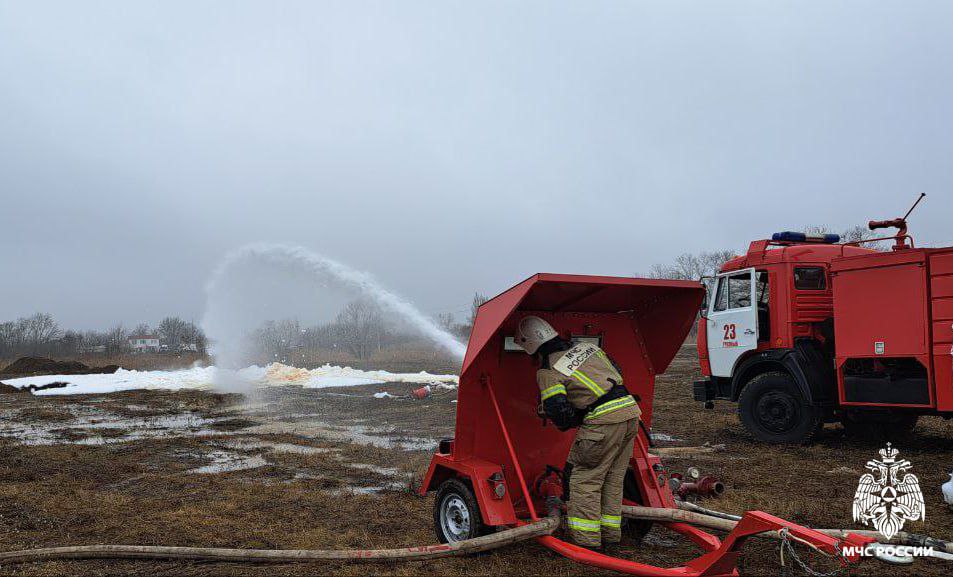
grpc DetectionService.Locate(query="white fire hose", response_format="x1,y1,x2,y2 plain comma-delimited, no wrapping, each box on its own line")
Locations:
0,516,558,566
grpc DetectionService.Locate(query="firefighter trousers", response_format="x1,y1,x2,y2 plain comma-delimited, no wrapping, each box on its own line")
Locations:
565,418,639,548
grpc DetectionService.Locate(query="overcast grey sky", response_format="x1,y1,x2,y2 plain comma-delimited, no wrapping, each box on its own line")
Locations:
1,1,951,330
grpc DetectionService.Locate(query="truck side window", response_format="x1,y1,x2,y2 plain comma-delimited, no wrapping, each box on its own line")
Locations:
713,277,729,311
727,273,752,309
794,267,826,290
756,271,770,340
756,271,769,305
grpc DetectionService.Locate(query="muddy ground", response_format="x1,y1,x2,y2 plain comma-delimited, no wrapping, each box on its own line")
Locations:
1,346,952,576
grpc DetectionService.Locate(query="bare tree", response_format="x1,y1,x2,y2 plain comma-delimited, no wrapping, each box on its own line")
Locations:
699,250,737,276
648,251,736,280
181,321,207,353
672,253,705,280
23,312,60,355
254,321,281,359
0,321,22,357
804,224,886,251
55,330,84,357
81,330,107,354
336,299,386,359
840,225,887,250
132,322,152,336
301,322,337,350
253,319,302,361
468,293,488,327
158,317,189,350
437,312,455,332
648,263,672,279
105,325,128,356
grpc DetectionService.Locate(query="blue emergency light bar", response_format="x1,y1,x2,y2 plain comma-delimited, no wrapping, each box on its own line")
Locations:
771,231,841,244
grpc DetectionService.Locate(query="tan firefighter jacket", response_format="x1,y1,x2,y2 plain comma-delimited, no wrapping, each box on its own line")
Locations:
536,342,641,425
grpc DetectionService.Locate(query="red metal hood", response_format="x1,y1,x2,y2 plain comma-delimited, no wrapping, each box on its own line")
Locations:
462,273,703,376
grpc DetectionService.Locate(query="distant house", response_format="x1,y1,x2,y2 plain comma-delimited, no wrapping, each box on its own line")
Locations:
128,335,160,353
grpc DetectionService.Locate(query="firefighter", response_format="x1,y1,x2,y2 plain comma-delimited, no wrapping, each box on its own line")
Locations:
514,315,641,550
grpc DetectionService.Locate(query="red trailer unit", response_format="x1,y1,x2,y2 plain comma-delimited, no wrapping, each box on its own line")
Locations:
832,248,953,411
420,273,868,575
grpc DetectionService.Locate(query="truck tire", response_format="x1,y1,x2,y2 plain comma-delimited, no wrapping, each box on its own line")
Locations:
738,372,822,444
433,478,489,543
841,411,919,441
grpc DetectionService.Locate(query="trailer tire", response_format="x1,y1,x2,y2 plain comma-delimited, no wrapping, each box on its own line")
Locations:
433,478,490,544
738,372,822,444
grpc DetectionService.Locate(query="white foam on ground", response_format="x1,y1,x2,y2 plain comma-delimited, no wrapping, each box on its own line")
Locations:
5,363,458,396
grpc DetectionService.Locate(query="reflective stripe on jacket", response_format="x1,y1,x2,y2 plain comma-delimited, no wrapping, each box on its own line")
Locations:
536,344,641,425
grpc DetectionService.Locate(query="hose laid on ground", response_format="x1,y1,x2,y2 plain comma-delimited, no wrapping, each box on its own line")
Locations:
675,500,742,521
0,516,559,566
622,505,953,555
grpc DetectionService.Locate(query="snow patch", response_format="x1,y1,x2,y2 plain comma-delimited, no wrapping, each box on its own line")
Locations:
5,363,458,396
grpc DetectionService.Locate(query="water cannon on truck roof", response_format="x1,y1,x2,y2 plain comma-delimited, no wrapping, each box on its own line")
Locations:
694,193,953,443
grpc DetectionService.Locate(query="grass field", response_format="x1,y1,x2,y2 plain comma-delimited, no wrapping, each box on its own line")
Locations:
1,345,951,576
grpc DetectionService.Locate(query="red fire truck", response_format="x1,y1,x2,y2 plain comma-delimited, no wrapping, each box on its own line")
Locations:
694,196,953,443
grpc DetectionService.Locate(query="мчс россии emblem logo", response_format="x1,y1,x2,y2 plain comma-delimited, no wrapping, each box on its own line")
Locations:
852,443,925,540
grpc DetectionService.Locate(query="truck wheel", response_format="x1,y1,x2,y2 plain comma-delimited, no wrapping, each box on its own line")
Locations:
433,478,489,543
841,411,919,441
622,469,653,543
738,372,821,444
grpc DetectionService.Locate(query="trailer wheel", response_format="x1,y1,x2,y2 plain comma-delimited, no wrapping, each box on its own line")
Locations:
433,478,489,543
622,469,653,543
738,372,821,444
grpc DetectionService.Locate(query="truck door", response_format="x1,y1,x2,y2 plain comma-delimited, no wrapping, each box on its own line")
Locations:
706,268,759,377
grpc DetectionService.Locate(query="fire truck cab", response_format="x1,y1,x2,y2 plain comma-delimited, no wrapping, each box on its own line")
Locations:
694,227,953,443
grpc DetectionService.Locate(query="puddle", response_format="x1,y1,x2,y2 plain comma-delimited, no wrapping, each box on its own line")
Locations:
122,405,153,412
349,482,405,494
219,438,336,455
200,437,411,491
347,462,403,477
245,420,436,451
329,481,406,495
651,432,680,443
0,407,234,446
270,443,336,455
187,450,268,474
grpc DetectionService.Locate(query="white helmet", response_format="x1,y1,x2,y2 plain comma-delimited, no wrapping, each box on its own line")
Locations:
514,316,558,355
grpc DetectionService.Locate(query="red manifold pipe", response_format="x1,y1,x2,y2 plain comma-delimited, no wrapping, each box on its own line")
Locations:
676,476,725,499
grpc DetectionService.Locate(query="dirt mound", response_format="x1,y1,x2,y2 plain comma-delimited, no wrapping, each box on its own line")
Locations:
0,381,26,394
4,357,87,375
1,357,120,377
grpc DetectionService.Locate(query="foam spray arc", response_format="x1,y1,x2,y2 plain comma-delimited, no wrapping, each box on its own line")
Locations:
201,243,467,368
